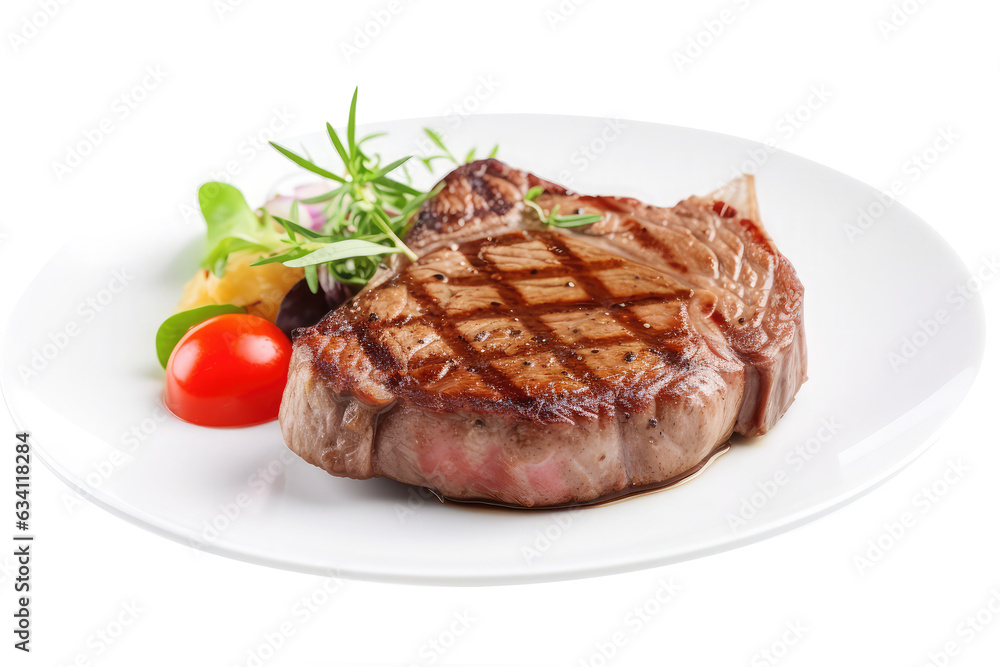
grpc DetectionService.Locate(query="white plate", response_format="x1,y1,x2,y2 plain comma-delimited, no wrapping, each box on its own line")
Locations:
0,115,984,585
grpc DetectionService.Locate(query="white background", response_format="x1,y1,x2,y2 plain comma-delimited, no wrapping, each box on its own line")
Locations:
2,1,999,665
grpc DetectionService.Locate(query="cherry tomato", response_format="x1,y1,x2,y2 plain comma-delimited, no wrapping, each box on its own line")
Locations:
164,313,292,427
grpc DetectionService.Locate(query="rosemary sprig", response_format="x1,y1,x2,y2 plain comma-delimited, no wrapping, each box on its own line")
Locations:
523,186,602,228
418,128,499,171
251,89,438,288
247,88,498,291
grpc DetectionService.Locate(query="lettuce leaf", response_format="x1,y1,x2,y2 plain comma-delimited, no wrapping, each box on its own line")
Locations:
199,182,281,276
155,304,246,368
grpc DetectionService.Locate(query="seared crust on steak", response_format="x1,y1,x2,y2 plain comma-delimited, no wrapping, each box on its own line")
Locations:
279,159,806,507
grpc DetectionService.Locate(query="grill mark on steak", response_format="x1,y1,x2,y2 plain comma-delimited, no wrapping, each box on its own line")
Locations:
390,291,681,324
541,232,693,367
393,229,699,414
392,329,688,372
465,172,516,220
326,228,708,422
395,263,532,404
351,321,404,374
619,217,691,274
460,234,608,390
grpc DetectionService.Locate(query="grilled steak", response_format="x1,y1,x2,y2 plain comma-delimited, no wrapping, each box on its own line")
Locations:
279,159,806,508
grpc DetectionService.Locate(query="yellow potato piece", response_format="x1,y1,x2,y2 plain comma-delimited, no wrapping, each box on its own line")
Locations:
177,251,304,322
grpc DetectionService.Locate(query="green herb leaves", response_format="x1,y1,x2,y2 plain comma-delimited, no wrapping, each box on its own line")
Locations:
155,304,246,368
255,88,437,290
419,128,498,170
194,88,498,293
523,186,603,228
284,239,404,267
200,183,282,276
524,186,545,201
